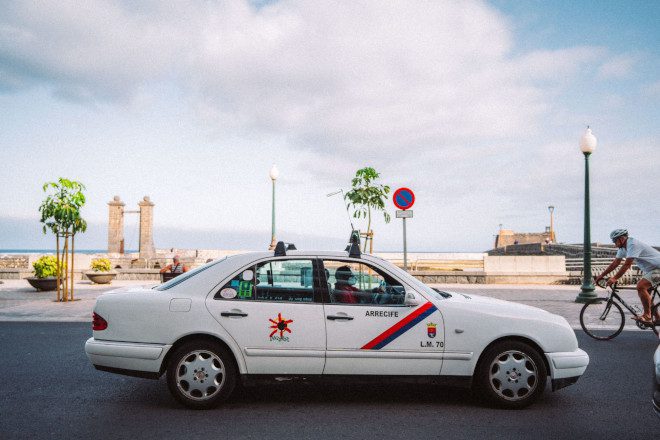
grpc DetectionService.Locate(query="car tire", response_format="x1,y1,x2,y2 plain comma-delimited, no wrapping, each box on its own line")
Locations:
474,340,547,409
166,340,237,409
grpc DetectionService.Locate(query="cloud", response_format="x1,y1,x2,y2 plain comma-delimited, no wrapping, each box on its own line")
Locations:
0,1,198,100
597,54,637,79
4,1,657,250
191,2,603,160
1,1,604,153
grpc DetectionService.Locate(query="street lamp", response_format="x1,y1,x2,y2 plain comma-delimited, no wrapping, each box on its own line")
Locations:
268,165,279,250
548,205,555,243
575,127,598,303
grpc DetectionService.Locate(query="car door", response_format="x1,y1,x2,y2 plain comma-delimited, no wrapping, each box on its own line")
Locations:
321,259,444,375
207,258,326,375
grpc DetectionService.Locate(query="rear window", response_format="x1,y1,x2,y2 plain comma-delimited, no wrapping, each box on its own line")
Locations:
155,257,228,291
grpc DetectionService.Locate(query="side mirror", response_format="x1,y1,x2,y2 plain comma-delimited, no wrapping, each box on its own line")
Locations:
404,292,420,307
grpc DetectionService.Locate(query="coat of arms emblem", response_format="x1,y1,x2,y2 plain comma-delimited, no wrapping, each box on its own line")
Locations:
427,322,437,338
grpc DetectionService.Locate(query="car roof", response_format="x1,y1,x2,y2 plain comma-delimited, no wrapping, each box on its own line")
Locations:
233,250,378,259
219,250,386,269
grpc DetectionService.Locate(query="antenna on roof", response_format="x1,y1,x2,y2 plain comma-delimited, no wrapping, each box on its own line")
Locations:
327,189,355,232
345,230,361,258
274,241,297,257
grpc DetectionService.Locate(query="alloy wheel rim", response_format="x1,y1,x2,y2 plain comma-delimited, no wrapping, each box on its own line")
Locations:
175,350,225,401
488,350,538,401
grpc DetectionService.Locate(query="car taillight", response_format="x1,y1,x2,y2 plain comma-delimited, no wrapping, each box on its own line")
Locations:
92,312,108,331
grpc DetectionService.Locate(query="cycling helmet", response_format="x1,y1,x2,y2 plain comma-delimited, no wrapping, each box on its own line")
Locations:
609,229,628,242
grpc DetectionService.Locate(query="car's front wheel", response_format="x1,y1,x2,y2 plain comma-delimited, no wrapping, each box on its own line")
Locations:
474,340,547,409
166,340,237,409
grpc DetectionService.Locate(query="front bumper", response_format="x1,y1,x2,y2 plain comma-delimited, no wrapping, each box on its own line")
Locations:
85,338,171,376
545,348,589,390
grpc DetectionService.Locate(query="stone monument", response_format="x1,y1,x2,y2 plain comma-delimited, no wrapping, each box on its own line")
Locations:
107,195,155,259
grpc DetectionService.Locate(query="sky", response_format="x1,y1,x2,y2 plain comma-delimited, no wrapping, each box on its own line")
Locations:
1,0,659,252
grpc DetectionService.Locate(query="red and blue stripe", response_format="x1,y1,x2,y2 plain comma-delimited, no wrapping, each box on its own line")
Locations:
361,301,438,350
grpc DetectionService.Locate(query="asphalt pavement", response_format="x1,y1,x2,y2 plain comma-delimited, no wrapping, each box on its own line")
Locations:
0,322,658,439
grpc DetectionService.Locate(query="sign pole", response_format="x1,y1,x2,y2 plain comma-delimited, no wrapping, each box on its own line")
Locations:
393,187,415,273
403,217,407,271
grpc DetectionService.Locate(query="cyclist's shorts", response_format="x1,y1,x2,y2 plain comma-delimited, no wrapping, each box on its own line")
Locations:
642,269,660,286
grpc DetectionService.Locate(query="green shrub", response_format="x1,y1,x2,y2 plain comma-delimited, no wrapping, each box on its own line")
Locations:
33,255,65,278
90,258,112,272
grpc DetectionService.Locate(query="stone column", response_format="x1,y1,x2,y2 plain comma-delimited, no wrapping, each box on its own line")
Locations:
138,196,155,259
107,196,125,254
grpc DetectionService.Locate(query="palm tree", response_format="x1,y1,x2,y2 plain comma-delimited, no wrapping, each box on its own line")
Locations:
344,167,391,250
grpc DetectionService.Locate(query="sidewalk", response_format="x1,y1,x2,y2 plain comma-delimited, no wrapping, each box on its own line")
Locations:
0,279,646,331
0,280,156,322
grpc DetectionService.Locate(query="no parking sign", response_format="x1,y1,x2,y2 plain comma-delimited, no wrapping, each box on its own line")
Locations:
392,187,415,210
392,187,415,270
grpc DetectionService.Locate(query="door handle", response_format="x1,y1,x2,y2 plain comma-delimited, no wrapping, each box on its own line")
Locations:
327,315,354,321
221,311,248,317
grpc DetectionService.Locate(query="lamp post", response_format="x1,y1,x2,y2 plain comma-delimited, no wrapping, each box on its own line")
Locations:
268,165,279,250
575,127,598,303
548,205,555,243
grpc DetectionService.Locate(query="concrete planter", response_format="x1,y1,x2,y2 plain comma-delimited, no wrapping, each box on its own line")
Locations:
86,271,117,284
26,277,59,291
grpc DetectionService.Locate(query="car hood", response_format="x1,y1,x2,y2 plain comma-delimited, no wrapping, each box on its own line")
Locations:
442,291,560,321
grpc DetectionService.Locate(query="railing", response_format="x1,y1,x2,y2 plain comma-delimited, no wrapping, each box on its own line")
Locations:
564,257,643,285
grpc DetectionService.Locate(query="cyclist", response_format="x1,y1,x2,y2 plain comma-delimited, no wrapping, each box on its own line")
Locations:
595,229,660,324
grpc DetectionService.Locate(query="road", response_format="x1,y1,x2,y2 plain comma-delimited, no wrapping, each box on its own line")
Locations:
1,322,658,439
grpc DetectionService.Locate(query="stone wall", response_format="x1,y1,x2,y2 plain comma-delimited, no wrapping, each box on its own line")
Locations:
0,256,29,269
0,252,568,284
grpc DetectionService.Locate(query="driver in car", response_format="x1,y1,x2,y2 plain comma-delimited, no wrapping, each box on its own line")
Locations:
333,265,360,304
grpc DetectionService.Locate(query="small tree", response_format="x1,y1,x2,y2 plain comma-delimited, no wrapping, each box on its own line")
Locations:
39,178,87,302
344,167,391,251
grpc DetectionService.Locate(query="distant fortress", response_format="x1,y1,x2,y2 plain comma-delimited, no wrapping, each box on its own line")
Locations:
494,228,553,248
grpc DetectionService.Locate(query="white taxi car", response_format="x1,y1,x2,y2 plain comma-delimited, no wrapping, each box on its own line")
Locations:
85,239,589,409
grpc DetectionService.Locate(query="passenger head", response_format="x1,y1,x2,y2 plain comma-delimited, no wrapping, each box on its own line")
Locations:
173,255,180,264
335,265,356,285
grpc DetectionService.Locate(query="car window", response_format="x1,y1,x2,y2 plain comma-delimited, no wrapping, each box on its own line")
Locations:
215,259,315,303
322,260,405,305
155,257,228,291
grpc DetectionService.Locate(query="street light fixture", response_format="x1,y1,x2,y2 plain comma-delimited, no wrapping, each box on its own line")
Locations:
575,127,598,303
268,165,279,250
548,205,555,243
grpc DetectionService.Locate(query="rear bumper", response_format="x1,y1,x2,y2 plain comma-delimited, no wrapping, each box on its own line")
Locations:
545,348,589,387
85,338,171,375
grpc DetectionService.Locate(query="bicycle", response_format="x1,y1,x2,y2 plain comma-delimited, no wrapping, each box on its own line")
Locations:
579,279,659,340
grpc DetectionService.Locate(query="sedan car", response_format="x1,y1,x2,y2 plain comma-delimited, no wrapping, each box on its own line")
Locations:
85,240,589,409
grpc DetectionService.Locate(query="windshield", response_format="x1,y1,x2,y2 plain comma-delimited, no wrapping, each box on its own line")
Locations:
368,256,451,299
155,257,229,291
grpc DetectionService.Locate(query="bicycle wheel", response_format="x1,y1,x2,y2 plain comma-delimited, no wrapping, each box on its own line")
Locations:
652,301,659,337
580,298,625,340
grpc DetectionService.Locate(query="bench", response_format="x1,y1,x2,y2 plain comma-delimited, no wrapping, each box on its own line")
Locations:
161,272,183,283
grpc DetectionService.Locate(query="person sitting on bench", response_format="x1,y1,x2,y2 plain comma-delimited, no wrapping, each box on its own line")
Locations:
160,255,189,276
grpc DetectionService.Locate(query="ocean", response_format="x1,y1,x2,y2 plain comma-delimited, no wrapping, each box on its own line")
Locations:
0,249,137,254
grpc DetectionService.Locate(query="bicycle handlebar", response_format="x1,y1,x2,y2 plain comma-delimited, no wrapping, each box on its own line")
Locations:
594,277,618,291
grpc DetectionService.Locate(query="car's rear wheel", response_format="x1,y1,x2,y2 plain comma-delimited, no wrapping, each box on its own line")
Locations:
474,340,547,409
166,340,237,409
